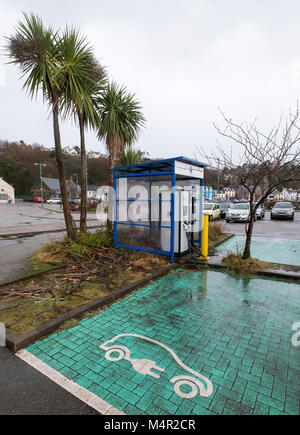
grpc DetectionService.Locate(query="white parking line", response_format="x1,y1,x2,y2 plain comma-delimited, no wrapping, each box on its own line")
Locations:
16,349,125,415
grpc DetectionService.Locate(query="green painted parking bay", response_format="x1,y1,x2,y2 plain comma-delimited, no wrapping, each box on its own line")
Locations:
217,236,300,266
26,269,300,415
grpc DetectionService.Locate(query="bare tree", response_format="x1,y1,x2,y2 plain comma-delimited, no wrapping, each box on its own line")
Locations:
198,106,300,259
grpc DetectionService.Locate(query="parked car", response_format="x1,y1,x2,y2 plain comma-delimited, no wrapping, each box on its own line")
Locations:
255,203,265,219
271,202,295,220
33,196,43,203
219,202,232,219
226,202,254,223
203,203,220,221
46,197,61,204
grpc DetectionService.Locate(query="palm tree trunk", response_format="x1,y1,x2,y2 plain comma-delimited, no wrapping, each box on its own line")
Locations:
79,112,87,233
109,152,114,187
52,98,76,239
107,141,116,232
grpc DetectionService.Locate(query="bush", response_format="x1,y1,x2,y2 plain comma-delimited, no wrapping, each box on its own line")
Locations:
209,222,224,240
37,231,113,262
75,231,112,248
222,252,270,275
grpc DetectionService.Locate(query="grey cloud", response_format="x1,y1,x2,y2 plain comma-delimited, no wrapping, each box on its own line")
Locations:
1,0,300,160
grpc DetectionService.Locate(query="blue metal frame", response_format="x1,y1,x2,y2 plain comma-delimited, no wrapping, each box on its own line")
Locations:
115,156,208,173
113,169,117,247
199,178,204,248
170,161,176,264
113,157,206,263
115,244,170,256
117,199,170,202
116,171,173,179
117,222,171,229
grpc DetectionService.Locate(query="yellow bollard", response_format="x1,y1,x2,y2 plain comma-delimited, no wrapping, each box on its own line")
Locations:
201,214,209,260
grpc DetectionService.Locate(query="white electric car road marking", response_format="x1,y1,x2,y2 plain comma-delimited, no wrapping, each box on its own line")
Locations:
100,334,213,399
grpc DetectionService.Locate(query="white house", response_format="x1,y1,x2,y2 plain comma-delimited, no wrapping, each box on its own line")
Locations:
0,178,15,203
267,190,284,201
282,188,300,202
87,186,98,199
86,185,108,201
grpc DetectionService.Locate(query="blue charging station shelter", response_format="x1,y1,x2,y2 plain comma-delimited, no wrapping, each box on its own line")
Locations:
113,156,208,263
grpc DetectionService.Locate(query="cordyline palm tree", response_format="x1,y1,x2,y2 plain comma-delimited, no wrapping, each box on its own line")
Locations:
6,13,76,238
96,82,145,230
96,82,146,187
59,28,107,232
118,145,145,167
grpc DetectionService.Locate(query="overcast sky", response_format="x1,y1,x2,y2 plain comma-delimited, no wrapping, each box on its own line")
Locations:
1,0,300,161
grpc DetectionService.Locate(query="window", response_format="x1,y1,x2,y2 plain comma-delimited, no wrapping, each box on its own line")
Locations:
231,203,249,210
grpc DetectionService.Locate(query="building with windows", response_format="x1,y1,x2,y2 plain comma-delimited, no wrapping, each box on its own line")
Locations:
0,178,15,203
282,188,300,202
32,177,80,200
204,186,215,201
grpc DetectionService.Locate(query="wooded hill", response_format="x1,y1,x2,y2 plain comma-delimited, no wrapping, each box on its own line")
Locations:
0,141,109,196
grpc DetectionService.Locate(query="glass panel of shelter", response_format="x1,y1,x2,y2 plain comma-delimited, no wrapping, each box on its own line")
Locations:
116,174,202,254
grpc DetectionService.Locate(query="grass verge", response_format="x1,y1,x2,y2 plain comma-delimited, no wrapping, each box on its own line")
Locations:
222,252,273,275
0,231,168,335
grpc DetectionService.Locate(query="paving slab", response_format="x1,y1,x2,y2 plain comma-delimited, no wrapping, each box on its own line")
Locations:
22,269,300,415
216,236,300,267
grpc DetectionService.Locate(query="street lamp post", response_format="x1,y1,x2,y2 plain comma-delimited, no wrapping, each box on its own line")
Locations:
74,173,79,187
73,172,79,195
34,162,47,207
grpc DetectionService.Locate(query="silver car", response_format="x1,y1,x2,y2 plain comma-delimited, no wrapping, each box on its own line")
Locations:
255,203,265,219
271,202,295,220
226,203,251,222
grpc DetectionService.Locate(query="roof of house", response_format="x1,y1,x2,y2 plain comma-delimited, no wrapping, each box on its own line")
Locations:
0,177,14,191
42,177,60,191
41,178,80,193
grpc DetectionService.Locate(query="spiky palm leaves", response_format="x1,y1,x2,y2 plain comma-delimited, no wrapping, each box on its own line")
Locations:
58,28,107,232
7,13,146,236
6,13,78,238
96,82,146,186
6,13,106,235
118,146,145,167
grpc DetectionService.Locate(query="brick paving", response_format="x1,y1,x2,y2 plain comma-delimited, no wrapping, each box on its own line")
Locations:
27,269,300,415
216,235,300,266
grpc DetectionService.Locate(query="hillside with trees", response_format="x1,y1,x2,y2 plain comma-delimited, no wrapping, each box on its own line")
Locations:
0,140,109,197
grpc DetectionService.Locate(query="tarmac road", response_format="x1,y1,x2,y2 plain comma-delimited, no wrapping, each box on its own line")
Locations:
0,346,98,415
0,202,102,236
0,203,100,414
222,211,300,240
0,232,66,285
0,203,105,284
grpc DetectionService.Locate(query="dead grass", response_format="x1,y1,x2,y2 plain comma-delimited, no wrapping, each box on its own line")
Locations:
208,222,226,249
222,252,272,275
0,231,168,335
